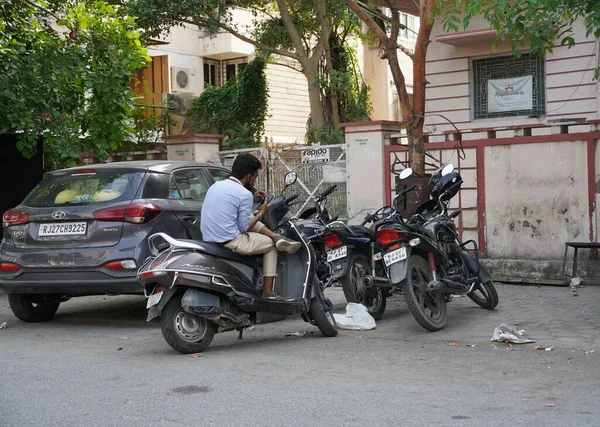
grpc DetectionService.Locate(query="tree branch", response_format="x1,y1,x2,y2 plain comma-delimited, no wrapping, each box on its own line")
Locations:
23,0,60,20
345,0,389,46
275,0,310,65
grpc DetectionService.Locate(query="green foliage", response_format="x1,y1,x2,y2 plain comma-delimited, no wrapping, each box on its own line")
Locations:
306,125,345,145
0,0,149,170
186,57,268,150
437,0,600,76
124,0,371,145
307,38,371,145
331,43,372,123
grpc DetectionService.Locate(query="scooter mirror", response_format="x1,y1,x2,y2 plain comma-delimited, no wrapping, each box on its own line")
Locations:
284,171,297,186
441,163,455,176
399,168,413,180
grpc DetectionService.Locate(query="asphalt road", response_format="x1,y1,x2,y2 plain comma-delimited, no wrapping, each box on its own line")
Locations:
1,284,599,427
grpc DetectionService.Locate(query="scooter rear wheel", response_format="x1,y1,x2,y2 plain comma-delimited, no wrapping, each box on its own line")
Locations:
161,297,216,354
309,297,338,337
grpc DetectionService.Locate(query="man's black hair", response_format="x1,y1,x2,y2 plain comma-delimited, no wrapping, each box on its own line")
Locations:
231,153,262,180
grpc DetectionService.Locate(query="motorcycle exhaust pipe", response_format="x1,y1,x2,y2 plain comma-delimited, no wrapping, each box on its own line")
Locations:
426,279,470,294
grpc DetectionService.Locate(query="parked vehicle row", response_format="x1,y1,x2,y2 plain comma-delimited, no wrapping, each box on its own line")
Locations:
1,159,498,354
324,164,498,331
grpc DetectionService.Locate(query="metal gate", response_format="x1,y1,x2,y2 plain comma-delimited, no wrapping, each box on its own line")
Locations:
211,144,347,219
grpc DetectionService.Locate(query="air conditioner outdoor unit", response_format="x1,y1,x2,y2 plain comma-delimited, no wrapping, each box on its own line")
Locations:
171,67,195,93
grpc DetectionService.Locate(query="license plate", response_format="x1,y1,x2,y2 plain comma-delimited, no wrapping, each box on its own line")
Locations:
383,247,407,266
146,291,163,309
39,222,87,237
327,246,347,262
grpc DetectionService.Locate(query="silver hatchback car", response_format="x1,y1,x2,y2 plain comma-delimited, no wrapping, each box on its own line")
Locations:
0,160,230,322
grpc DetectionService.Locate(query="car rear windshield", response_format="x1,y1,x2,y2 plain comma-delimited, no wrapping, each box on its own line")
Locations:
22,171,143,208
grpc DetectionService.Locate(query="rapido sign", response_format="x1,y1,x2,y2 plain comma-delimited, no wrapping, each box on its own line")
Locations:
301,147,330,163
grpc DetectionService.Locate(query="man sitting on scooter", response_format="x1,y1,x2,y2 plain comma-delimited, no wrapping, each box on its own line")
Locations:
201,153,301,301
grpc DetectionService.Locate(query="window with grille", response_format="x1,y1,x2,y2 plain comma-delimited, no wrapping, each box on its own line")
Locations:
203,57,249,87
471,53,546,120
203,59,220,86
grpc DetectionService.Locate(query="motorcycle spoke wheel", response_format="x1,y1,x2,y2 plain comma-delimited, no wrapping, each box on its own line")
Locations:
342,255,387,320
468,280,499,309
402,256,447,331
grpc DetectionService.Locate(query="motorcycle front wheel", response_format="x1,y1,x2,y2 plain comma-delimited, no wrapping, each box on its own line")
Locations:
342,254,387,320
400,255,447,331
468,280,499,309
161,297,216,354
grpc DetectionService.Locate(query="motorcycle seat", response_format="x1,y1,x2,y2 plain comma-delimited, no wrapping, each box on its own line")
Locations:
348,225,376,241
178,240,260,268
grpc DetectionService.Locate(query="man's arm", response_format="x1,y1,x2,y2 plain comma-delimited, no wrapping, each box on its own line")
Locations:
247,199,269,231
236,192,253,232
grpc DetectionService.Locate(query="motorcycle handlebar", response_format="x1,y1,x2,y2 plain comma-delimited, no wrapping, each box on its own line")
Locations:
361,214,373,226
317,184,337,201
448,209,461,219
398,184,417,196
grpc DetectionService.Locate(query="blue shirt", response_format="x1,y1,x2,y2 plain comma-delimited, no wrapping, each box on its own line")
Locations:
201,177,253,243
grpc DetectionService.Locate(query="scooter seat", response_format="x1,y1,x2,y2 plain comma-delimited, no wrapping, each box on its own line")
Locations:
177,240,260,268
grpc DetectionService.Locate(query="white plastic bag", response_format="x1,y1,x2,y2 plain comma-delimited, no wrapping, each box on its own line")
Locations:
333,303,376,330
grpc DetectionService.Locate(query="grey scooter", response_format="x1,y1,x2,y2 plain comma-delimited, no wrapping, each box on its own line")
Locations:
137,172,338,354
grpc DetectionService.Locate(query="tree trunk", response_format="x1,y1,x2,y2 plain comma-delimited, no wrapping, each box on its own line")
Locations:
305,61,326,137
407,125,425,176
316,0,339,127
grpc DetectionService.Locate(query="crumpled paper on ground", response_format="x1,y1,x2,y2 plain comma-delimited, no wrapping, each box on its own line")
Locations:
333,303,376,330
490,323,535,344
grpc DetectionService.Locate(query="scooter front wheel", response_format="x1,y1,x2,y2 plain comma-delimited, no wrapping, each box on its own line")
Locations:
161,297,216,354
309,297,338,337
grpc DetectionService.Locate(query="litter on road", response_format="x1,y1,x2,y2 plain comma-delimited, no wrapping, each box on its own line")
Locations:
333,303,376,330
490,323,536,344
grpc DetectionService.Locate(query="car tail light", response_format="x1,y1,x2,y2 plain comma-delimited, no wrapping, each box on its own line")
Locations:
376,229,402,245
2,210,30,228
105,260,137,270
324,233,341,248
93,203,163,224
0,262,21,271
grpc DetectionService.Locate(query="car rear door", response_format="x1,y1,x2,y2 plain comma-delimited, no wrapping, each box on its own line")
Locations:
166,168,210,240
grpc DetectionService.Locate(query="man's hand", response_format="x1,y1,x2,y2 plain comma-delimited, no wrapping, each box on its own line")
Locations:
259,198,269,217
253,190,266,204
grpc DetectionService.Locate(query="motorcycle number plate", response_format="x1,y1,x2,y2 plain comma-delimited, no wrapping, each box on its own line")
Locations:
383,247,407,266
146,291,163,309
327,246,347,262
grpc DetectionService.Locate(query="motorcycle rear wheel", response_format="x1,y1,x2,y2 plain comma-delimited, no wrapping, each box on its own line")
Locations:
309,297,338,337
161,297,216,354
467,280,499,309
342,254,387,320
400,255,447,331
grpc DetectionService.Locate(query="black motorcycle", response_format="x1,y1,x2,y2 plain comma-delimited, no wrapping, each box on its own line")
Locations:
138,171,338,354
376,164,499,331
319,186,416,320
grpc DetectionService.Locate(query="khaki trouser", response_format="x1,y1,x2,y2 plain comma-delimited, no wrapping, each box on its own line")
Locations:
224,221,277,277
